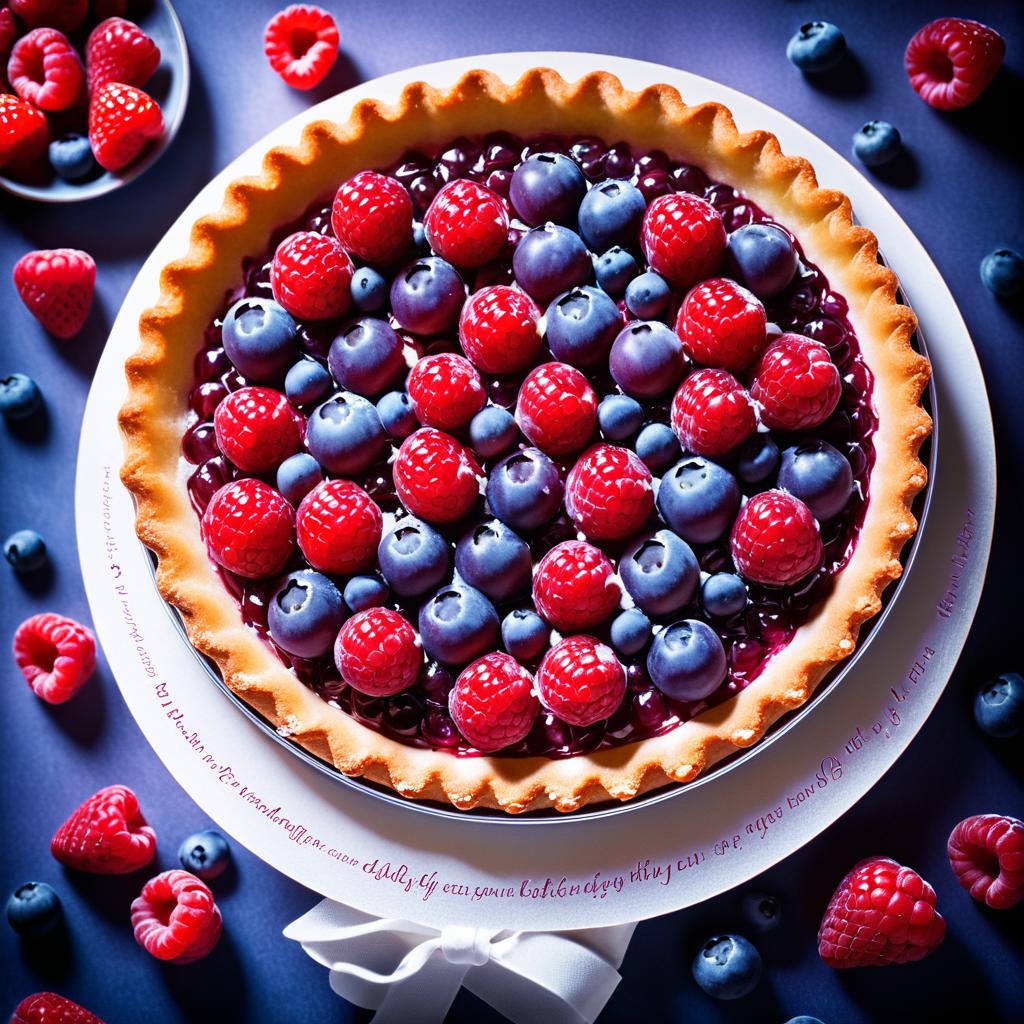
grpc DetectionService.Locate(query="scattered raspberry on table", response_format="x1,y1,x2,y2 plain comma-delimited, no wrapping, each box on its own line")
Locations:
948,813,1024,910
13,612,96,704
51,784,157,874
131,869,223,964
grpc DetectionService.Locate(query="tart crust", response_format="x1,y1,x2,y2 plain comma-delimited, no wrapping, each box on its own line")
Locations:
119,68,931,814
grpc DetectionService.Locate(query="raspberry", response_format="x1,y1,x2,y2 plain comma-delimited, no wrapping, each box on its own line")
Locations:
424,179,510,268
948,813,1024,910
641,193,726,288
85,17,161,93
533,540,621,632
88,82,164,172
0,94,50,181
750,333,841,431
905,18,1005,111
296,479,382,574
8,28,84,112
818,856,946,968
264,4,339,91
11,993,105,1024
202,478,296,579
564,444,653,541
13,248,95,340
331,170,413,265
1,9,16,56
131,869,222,964
515,362,598,457
677,277,768,373
334,607,421,696
9,0,87,33
13,612,96,704
671,368,757,457
271,230,353,321
449,652,539,752
50,785,157,874
406,352,486,432
213,386,302,474
393,428,483,524
731,489,823,587
459,285,541,375
537,635,626,727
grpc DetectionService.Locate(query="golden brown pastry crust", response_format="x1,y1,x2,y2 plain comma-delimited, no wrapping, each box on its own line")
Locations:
119,68,931,813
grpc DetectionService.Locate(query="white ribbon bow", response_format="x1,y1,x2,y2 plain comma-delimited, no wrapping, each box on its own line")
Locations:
284,899,635,1024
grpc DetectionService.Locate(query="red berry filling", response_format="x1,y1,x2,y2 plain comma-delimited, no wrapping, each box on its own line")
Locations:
182,133,882,762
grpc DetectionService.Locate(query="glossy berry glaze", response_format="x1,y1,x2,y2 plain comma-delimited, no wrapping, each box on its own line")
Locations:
182,134,876,760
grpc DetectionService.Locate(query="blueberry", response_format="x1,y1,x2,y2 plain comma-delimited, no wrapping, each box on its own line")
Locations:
853,121,902,168
545,285,622,369
501,609,550,662
692,934,762,1000
620,530,699,617
578,178,647,252
377,390,418,438
1,373,43,420
725,224,799,300
455,519,532,601
276,452,323,506
981,248,1024,297
328,318,405,397
974,672,1024,738
4,529,48,573
736,433,780,485
344,575,389,612
786,21,846,73
285,359,331,406
178,830,231,881
624,271,670,319
657,457,741,544
306,392,386,475
350,266,389,312
487,448,565,531
778,440,853,520
509,152,587,226
598,394,644,441
469,405,518,459
701,573,747,619
513,224,592,304
390,257,465,335
378,517,451,597
738,891,782,933
610,321,687,399
48,133,98,183
418,583,500,664
594,247,639,296
784,1018,825,1024
610,608,652,656
268,569,346,658
635,422,680,474
222,297,299,382
648,619,727,701
5,882,62,937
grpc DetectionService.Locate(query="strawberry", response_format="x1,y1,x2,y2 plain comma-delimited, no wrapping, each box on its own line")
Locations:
13,613,96,704
671,368,757,457
50,785,157,874
536,635,626,727
730,489,823,587
533,540,621,632
564,443,653,541
9,0,87,33
85,17,161,93
818,856,946,968
202,478,296,579
334,607,422,696
406,352,486,432
88,82,164,172
13,249,95,339
264,4,339,91
131,870,222,964
515,362,598,457
296,478,382,575
905,18,1005,111
0,94,50,180
11,993,105,1024
449,652,539,752
393,428,483,524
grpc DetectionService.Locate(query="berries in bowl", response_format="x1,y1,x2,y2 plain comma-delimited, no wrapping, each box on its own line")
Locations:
119,69,931,814
0,0,189,202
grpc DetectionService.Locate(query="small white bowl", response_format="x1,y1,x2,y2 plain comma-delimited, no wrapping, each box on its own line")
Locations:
0,0,190,203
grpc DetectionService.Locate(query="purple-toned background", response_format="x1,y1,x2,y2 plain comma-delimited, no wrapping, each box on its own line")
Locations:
2,2,1022,1021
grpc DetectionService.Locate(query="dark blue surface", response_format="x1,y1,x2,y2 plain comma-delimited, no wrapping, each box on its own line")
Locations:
2,2,1022,1021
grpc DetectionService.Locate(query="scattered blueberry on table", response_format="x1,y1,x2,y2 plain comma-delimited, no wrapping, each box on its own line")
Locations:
852,120,902,168
974,672,1024,738
980,248,1024,298
178,829,232,881
5,882,63,938
786,21,846,73
1,372,43,421
691,933,763,999
738,891,782,932
4,529,48,573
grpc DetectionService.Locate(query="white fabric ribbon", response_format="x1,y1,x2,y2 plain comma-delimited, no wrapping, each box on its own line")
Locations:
284,900,635,1024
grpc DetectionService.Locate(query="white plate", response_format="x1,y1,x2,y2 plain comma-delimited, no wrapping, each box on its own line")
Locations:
0,0,190,203
76,53,994,930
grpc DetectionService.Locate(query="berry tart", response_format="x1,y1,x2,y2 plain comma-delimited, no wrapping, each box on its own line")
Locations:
120,70,930,813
